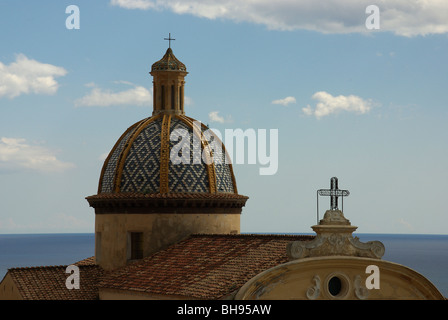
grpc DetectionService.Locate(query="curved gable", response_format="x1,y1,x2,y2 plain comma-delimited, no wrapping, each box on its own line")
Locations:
236,256,445,300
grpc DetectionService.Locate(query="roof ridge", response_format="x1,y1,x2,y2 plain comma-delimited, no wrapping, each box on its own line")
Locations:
8,263,100,272
9,265,68,271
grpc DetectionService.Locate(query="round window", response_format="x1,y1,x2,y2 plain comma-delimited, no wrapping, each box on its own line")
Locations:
328,276,342,296
326,273,349,299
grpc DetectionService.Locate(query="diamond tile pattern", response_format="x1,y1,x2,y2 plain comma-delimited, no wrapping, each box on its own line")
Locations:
99,115,237,194
169,117,209,192
120,119,162,193
206,133,234,193
100,123,140,193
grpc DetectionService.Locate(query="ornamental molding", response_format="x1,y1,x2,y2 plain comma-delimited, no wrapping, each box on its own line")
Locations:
287,210,385,260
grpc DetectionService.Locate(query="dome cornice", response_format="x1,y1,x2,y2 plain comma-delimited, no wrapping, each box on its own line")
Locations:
86,192,248,214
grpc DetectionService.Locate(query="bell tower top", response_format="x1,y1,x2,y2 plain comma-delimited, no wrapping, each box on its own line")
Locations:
150,34,188,116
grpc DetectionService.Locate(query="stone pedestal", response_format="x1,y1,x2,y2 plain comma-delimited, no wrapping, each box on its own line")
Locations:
287,210,385,260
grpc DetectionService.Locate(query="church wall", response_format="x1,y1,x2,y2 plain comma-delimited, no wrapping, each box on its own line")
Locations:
0,273,23,300
95,212,240,270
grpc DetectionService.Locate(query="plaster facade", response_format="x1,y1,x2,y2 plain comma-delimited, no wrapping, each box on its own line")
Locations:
0,274,23,300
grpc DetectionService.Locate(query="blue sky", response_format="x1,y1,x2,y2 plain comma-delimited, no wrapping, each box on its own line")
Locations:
0,1,447,234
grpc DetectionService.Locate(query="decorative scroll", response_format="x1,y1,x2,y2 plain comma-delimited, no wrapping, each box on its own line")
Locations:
349,237,385,259
354,275,370,300
306,275,321,300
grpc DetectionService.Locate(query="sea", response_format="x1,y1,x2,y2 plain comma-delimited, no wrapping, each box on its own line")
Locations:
0,233,447,298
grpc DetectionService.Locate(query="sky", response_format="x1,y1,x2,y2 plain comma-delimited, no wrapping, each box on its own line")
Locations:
0,0,447,235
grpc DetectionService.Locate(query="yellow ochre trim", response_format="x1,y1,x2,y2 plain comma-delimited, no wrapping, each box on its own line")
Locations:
159,114,172,193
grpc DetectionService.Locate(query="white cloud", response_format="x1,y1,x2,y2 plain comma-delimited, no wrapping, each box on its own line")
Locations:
208,111,232,123
110,0,448,37
75,82,152,107
0,137,75,172
272,96,296,106
110,0,155,10
0,54,67,98
302,91,372,118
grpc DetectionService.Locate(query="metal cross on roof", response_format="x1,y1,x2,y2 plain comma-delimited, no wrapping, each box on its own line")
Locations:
164,33,175,48
316,177,350,223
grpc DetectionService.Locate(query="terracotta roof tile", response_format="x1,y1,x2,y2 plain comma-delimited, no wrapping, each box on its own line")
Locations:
8,263,104,300
74,256,96,266
99,233,313,299
5,234,313,300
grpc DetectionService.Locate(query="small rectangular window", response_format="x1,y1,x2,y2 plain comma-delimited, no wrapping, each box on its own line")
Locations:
180,86,183,111
161,85,165,109
129,232,144,260
171,85,175,110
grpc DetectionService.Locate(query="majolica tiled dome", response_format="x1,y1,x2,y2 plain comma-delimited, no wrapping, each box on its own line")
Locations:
98,114,237,194
96,47,241,198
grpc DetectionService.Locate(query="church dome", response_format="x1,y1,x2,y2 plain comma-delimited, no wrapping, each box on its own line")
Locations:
93,45,245,202
98,114,237,194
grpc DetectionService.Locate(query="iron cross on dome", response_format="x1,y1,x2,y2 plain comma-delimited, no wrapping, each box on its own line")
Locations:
316,177,350,223
164,33,175,48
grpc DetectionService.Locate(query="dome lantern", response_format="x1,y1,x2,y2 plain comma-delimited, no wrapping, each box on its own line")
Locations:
150,40,188,116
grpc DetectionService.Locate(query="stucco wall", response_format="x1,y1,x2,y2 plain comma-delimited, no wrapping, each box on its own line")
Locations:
0,273,23,300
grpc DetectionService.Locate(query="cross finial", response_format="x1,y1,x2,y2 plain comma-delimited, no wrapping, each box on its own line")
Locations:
164,33,175,48
318,177,350,210
316,177,350,223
